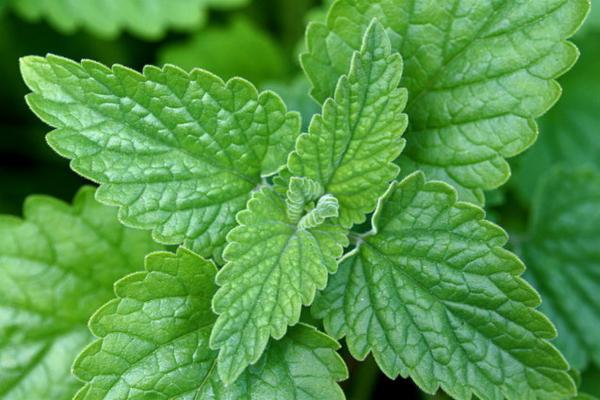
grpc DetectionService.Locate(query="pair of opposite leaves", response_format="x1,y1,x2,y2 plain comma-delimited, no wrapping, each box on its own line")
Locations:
4,171,599,399
12,0,592,399
0,188,347,399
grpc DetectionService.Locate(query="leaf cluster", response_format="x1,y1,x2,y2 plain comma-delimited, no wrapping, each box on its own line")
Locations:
1,1,598,399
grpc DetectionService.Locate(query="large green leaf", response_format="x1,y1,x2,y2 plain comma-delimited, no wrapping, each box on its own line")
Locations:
73,248,347,400
289,19,408,228
10,0,248,40
159,17,287,85
511,32,600,204
20,55,301,261
302,0,589,204
0,187,161,400
522,167,600,370
210,186,347,383
313,172,575,400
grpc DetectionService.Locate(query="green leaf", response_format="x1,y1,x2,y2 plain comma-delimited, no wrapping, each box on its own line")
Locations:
289,20,408,228
210,186,347,383
20,54,301,261
0,187,161,400
263,76,320,132
522,167,600,370
9,0,248,40
159,17,287,85
511,32,600,204
577,0,600,35
285,176,326,223
313,172,575,400
73,248,348,400
302,0,589,204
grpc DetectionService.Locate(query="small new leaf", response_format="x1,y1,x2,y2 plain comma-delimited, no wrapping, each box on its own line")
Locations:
302,0,589,203
286,176,324,223
0,187,161,399
289,19,408,228
523,167,600,370
299,194,339,230
210,187,347,383
73,248,347,400
313,173,575,400
20,55,301,261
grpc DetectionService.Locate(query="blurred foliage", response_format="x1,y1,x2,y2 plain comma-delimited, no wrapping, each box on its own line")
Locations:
264,75,319,130
1,0,600,399
159,17,287,84
7,0,248,39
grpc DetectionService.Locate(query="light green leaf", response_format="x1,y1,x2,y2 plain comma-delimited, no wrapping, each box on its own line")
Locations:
302,0,589,203
73,248,348,400
285,176,325,223
522,167,600,370
290,20,408,228
577,0,600,35
0,187,161,400
20,54,301,261
511,32,600,203
10,0,248,40
298,194,339,229
159,17,287,85
210,187,347,383
313,172,575,400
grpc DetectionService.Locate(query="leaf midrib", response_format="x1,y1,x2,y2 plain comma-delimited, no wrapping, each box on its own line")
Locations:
360,240,564,388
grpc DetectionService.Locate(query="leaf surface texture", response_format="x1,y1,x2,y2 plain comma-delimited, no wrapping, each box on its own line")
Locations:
290,20,408,227
313,172,575,400
73,248,348,400
0,187,161,400
210,187,347,382
21,55,300,261
302,0,589,203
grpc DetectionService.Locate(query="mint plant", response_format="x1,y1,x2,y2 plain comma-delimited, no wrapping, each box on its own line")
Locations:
1,0,595,399
73,248,347,399
0,188,162,398
302,0,589,204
